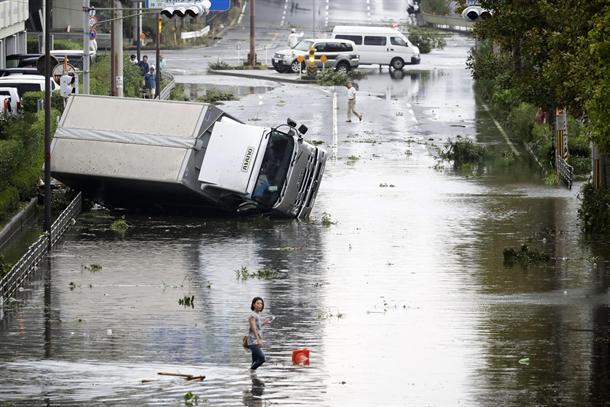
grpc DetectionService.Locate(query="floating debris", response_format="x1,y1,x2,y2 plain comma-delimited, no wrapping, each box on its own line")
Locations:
503,244,551,266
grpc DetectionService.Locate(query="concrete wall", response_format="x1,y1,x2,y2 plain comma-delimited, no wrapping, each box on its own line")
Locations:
0,0,29,68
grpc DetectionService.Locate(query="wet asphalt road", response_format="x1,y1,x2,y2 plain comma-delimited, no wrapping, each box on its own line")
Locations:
2,6,610,407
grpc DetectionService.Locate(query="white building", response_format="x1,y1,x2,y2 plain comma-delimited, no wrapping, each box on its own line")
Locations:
0,0,29,68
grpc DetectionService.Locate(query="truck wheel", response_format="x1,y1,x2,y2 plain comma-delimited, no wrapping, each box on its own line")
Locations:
391,58,405,70
335,62,350,73
291,60,303,73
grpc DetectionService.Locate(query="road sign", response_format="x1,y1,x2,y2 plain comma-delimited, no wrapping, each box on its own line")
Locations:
89,8,96,17
145,0,224,10
320,55,327,63
296,55,304,63
88,16,97,28
89,30,97,40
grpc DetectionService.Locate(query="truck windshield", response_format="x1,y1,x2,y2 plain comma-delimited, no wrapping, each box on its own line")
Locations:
251,129,295,209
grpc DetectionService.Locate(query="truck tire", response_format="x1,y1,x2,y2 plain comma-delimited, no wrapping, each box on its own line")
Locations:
391,57,405,70
335,61,350,73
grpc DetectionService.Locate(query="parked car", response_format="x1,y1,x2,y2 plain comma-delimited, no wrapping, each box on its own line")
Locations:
0,87,22,113
0,68,40,77
272,39,359,73
6,50,95,71
332,26,420,70
0,75,59,97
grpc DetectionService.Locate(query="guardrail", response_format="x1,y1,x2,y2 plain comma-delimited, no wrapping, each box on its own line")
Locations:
0,192,82,309
556,155,574,189
422,13,474,32
159,71,176,100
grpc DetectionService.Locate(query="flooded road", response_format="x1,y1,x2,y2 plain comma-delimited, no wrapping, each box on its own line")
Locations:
2,35,610,406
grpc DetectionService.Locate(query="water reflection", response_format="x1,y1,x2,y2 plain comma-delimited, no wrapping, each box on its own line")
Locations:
181,83,273,101
242,372,265,407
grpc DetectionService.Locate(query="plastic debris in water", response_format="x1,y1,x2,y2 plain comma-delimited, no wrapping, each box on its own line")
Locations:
518,357,530,365
292,349,310,366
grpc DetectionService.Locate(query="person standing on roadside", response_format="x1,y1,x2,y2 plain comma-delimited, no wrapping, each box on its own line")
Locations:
288,28,303,48
346,81,363,122
247,297,273,371
144,66,156,98
139,54,150,75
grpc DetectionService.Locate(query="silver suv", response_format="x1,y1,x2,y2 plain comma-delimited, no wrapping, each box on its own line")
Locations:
273,39,360,73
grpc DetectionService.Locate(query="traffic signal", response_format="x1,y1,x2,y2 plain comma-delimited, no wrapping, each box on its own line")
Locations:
308,47,315,64
161,1,211,18
461,5,492,21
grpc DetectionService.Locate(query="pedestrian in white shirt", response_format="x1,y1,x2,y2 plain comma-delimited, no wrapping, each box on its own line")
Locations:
346,81,363,122
288,28,303,48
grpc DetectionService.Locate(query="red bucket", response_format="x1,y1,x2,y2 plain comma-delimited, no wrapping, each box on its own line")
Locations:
292,349,310,366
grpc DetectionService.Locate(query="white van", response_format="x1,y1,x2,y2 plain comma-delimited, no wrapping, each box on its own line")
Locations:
331,26,420,70
0,75,59,97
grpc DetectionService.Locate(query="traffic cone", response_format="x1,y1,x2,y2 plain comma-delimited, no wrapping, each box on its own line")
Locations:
292,349,310,366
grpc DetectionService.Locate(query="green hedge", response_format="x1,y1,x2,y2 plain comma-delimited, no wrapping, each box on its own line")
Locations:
0,110,53,222
0,186,19,221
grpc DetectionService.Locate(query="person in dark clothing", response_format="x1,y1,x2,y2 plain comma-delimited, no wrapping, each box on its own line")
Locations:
144,66,156,98
138,55,149,75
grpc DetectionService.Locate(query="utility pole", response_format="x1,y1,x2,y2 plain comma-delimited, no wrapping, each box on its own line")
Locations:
111,1,115,95
43,0,51,248
83,0,90,94
111,0,123,96
156,13,161,98
136,1,142,61
249,0,256,66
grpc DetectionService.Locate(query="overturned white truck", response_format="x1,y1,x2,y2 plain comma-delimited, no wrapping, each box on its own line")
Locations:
50,95,327,219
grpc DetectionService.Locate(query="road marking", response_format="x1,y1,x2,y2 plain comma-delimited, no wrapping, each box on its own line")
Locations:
482,103,520,157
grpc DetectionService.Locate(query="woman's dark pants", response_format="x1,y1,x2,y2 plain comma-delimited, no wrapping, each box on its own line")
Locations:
248,345,266,370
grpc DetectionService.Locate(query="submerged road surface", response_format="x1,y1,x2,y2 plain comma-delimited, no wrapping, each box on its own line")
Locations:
1,35,610,406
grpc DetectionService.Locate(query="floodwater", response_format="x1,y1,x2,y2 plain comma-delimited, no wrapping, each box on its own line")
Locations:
1,35,610,406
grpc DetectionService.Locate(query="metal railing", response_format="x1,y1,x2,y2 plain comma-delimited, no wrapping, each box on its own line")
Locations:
159,71,176,101
422,13,474,32
0,192,82,307
556,155,574,189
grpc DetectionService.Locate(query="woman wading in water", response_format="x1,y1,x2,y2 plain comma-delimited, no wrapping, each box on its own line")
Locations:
247,297,273,370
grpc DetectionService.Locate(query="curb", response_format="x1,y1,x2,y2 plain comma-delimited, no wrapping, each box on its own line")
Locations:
208,69,318,85
0,198,39,251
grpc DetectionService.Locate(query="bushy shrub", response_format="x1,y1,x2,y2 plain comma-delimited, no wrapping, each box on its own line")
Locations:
0,186,19,221
196,89,236,104
571,156,591,176
439,138,487,169
578,182,610,234
89,55,143,97
407,27,446,54
530,122,553,166
20,92,65,114
208,60,233,70
52,39,82,50
508,102,537,143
